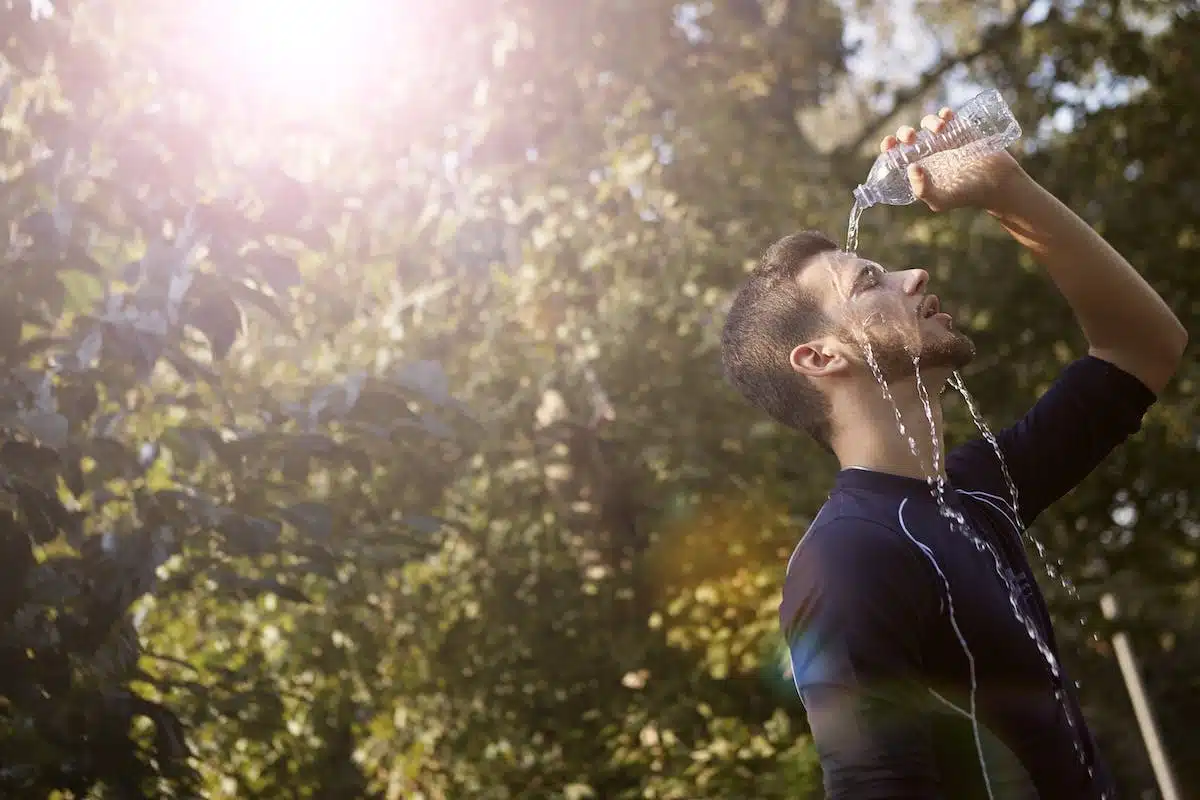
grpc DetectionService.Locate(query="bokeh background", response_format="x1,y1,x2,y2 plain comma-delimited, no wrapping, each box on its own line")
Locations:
0,0,1196,797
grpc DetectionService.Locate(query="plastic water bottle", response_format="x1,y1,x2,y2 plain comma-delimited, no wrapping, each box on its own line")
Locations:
852,89,1022,209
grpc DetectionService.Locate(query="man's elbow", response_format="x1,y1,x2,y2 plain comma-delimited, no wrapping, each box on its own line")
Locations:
1090,321,1188,395
1157,314,1191,365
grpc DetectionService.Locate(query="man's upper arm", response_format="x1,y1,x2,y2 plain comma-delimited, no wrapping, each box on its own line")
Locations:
948,355,1156,527
781,517,943,799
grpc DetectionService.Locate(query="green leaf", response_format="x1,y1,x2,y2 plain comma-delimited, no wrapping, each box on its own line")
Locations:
392,359,451,403
210,568,310,603
3,410,69,449
15,486,79,544
402,515,448,535
217,514,284,556
277,501,334,540
246,249,304,294
83,437,146,482
58,269,106,315
183,290,243,359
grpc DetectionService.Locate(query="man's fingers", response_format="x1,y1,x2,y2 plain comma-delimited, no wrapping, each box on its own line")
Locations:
908,164,927,196
921,114,945,134
882,111,952,152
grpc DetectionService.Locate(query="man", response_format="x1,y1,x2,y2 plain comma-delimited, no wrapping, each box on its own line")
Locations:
720,107,1188,798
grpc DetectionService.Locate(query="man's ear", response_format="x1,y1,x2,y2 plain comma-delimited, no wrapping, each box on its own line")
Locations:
790,337,850,378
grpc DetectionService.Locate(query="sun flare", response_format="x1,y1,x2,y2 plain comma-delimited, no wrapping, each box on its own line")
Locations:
204,0,389,107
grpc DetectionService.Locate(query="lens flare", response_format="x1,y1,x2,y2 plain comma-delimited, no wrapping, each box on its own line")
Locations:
201,0,390,109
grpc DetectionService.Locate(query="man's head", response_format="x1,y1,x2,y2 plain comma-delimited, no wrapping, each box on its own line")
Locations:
721,230,975,452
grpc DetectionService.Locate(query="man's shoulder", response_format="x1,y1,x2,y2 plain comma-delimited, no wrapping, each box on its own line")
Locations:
785,503,913,583
780,502,941,639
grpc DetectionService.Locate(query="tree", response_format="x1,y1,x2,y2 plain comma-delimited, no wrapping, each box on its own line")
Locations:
0,2,464,795
1,0,1195,797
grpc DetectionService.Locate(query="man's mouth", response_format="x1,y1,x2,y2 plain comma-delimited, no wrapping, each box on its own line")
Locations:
919,295,954,328
919,295,941,319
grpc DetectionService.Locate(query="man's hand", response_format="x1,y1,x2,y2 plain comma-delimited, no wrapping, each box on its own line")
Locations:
888,109,1186,393
880,107,1027,212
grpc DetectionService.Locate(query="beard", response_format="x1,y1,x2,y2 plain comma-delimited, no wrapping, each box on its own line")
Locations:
853,321,976,383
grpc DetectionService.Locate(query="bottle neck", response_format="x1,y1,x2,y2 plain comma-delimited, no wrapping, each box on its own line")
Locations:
853,184,879,209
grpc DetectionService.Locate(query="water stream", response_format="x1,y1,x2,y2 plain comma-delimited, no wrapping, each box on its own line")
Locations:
912,354,949,510
855,338,993,799
845,201,864,255
845,191,1099,790
947,372,1022,528
861,337,920,458
948,370,1095,778
896,353,1061,677
948,372,1084,608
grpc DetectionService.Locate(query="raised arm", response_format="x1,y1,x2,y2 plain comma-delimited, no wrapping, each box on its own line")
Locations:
983,171,1187,392
898,107,1188,393
894,107,1187,523
781,517,944,798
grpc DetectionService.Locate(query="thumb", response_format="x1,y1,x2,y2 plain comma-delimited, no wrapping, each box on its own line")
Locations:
908,163,929,198
908,164,941,211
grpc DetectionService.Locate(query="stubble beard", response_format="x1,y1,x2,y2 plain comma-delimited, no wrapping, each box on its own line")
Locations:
857,323,976,383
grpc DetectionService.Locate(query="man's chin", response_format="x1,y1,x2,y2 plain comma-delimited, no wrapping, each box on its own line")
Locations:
924,335,976,371
917,323,975,367
870,330,975,381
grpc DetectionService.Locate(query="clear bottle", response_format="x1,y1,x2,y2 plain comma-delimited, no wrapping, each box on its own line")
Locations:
852,89,1022,209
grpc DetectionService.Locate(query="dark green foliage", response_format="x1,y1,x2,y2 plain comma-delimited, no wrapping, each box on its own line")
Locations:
0,0,1194,798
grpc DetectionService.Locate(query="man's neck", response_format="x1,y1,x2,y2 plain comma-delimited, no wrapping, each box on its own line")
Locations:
832,379,947,481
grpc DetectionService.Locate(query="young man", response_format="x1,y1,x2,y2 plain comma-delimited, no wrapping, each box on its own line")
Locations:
721,107,1188,798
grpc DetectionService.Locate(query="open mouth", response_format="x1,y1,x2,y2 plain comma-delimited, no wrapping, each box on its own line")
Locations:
919,295,941,319
919,295,955,329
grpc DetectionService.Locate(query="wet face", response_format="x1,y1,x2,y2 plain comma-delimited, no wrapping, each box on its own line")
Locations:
804,251,975,381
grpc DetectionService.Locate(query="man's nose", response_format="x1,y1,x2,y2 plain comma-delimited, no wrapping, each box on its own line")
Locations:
902,268,929,295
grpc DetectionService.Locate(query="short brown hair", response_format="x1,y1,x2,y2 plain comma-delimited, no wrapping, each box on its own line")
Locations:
721,231,839,451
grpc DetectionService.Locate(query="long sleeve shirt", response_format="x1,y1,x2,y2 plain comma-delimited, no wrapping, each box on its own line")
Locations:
781,356,1156,798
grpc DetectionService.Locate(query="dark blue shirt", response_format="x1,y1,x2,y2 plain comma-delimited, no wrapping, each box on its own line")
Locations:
781,356,1156,799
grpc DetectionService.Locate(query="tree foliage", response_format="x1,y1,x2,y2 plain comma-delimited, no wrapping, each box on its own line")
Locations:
0,0,1195,797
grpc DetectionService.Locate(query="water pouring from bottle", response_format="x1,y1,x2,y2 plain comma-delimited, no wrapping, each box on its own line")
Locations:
845,202,865,255
833,87,1108,781
835,87,1104,777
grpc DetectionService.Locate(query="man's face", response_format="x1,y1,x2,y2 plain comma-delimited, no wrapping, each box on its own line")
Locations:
802,250,975,380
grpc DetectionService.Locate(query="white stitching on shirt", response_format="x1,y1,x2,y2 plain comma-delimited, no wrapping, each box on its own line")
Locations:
957,489,1023,534
898,499,995,800
929,688,974,719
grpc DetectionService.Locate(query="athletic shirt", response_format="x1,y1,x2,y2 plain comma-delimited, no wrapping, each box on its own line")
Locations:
780,356,1157,799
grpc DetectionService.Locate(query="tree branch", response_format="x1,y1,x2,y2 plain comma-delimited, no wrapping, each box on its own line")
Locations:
834,0,1038,160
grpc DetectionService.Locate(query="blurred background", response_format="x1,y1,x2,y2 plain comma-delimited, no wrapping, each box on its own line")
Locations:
0,0,1195,797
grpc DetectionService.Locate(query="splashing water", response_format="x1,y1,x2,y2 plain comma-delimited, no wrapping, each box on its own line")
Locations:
898,498,994,800
949,370,1095,774
1055,685,1093,780
859,340,1072,791
949,371,1082,603
903,358,1060,674
839,207,1092,783
837,225,1061,679
912,354,950,511
845,201,864,253
860,349,1048,797
861,339,921,459
948,372,1024,536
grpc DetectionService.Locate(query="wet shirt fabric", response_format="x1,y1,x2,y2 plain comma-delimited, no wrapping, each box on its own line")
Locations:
781,356,1156,799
